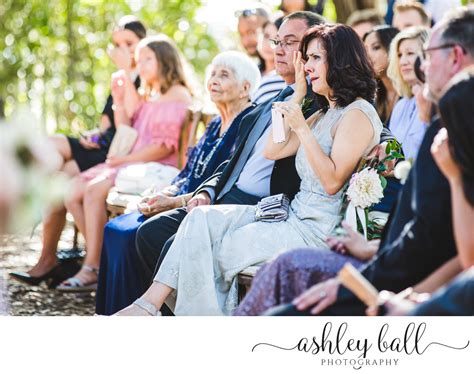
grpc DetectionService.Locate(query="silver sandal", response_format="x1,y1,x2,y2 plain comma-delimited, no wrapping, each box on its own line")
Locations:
56,265,99,292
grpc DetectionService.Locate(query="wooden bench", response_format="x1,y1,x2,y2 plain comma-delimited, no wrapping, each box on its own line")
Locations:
237,265,260,302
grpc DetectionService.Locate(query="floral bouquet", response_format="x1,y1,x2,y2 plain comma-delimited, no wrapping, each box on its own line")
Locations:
334,140,404,240
0,109,67,234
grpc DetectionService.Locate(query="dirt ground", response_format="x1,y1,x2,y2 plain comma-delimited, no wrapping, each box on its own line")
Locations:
0,220,95,316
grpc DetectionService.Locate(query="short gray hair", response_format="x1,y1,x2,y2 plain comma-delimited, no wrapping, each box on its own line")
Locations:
438,5,474,58
209,51,261,95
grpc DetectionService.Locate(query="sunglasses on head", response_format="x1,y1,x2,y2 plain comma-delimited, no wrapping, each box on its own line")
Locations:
235,8,267,18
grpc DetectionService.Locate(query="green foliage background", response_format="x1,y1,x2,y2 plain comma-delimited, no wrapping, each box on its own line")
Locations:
0,0,218,134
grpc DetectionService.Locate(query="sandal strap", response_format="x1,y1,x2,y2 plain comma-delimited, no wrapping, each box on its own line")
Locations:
133,298,161,316
63,277,84,288
82,265,99,275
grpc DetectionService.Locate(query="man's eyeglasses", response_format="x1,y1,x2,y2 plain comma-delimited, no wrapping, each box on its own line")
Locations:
269,39,300,50
423,43,467,55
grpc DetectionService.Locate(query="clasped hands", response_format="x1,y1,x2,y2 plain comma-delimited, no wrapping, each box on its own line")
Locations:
138,191,212,217
138,193,177,217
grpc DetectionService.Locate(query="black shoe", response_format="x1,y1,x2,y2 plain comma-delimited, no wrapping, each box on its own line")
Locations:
10,249,85,289
9,266,59,287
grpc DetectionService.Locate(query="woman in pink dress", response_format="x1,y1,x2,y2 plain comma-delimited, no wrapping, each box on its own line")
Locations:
57,35,192,291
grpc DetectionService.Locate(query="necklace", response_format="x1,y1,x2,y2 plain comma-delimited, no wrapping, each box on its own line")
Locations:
193,135,225,179
149,89,160,102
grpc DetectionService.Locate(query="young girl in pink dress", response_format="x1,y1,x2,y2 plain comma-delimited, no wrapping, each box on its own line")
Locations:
58,35,192,291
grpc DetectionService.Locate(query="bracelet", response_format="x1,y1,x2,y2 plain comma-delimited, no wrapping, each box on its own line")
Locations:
180,196,187,208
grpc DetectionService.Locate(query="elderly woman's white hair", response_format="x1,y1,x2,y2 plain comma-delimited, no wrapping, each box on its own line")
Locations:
209,51,261,96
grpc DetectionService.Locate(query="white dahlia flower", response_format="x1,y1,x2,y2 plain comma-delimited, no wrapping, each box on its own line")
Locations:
346,168,384,209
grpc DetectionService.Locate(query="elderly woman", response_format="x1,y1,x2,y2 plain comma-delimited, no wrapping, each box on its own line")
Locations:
95,51,260,314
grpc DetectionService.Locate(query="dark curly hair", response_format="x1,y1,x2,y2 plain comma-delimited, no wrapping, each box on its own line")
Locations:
299,24,377,112
438,70,474,206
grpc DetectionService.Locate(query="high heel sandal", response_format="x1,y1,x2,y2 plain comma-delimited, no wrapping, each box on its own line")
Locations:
9,266,59,287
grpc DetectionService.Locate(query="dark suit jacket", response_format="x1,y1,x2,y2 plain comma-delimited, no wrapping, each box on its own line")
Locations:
326,118,457,315
195,89,320,201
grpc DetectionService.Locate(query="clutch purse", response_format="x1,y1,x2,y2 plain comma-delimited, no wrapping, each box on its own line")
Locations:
255,193,290,222
107,124,138,157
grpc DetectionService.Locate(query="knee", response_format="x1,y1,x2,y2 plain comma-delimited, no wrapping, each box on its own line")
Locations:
186,205,208,223
64,187,83,210
275,248,318,271
84,182,107,204
104,219,121,237
49,134,69,158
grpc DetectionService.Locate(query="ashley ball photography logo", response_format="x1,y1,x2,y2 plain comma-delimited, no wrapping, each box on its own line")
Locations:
251,322,470,370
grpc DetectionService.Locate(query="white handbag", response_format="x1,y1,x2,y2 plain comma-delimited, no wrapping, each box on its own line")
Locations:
115,162,180,194
107,124,138,157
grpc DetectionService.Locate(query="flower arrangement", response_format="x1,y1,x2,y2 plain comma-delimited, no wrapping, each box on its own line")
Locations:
335,140,404,240
0,109,67,234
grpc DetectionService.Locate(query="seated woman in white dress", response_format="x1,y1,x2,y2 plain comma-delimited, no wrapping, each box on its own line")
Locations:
116,24,383,316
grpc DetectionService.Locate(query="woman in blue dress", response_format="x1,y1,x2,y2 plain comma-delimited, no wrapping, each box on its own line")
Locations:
95,51,260,314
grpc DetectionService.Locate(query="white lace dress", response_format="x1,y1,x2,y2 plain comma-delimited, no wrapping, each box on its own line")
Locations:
155,99,383,315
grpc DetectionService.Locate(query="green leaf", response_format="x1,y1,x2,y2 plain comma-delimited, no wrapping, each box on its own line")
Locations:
391,152,404,159
380,175,387,189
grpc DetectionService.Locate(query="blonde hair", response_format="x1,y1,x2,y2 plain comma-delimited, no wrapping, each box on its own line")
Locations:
394,0,431,26
387,26,429,98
